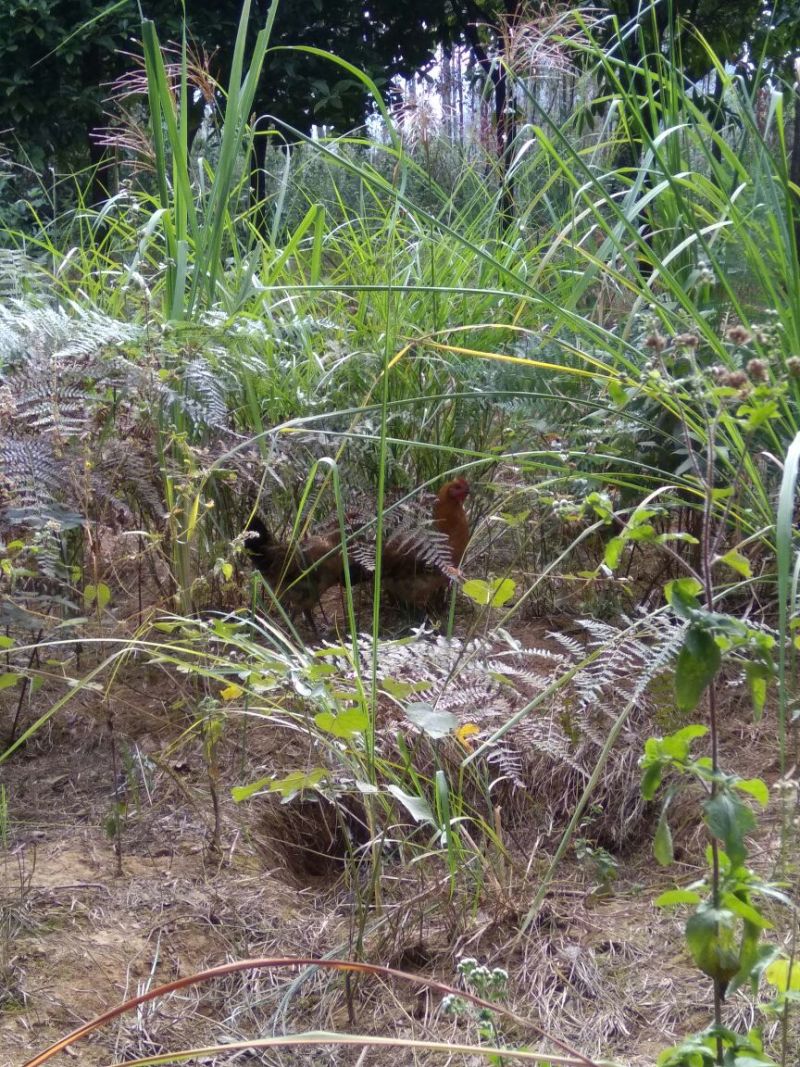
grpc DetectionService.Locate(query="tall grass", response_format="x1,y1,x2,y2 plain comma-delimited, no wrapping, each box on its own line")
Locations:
2,2,800,1059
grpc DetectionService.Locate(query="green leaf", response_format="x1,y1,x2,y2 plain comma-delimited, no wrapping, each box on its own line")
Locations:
734,777,769,806
626,523,656,542
664,577,703,617
462,577,516,608
704,791,754,869
716,549,752,578
655,888,703,907
661,725,712,759
607,379,628,406
382,677,424,699
354,779,379,795
463,579,492,605
314,707,369,738
640,760,663,800
488,577,516,607
669,724,709,748
655,531,699,545
269,768,327,799
83,582,111,611
406,703,458,739
387,784,435,825
629,507,658,528
0,672,22,690
675,627,720,712
231,776,270,802
744,662,769,720
685,905,741,989
603,535,624,570
0,636,15,649
499,509,531,528
306,663,337,681
764,958,800,992
653,808,674,865
736,398,779,431
722,892,772,930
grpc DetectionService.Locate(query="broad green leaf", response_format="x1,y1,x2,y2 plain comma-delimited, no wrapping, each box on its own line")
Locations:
716,549,752,578
685,905,741,988
354,779,379,795
84,582,111,611
735,777,769,806
640,761,663,800
655,531,699,545
607,379,628,406
744,662,769,720
704,792,754,869
268,768,327,799
764,958,800,992
488,577,516,607
463,579,492,605
231,776,270,802
653,809,674,865
462,577,516,608
736,398,779,431
0,636,15,649
603,536,624,570
664,577,703,617
314,707,369,738
387,784,435,825
722,892,772,930
500,510,530,527
382,677,421,699
0,672,22,690
629,507,658,527
406,703,458,739
654,888,703,907
670,724,709,746
661,725,712,759
675,627,720,712
306,663,337,680
626,523,656,542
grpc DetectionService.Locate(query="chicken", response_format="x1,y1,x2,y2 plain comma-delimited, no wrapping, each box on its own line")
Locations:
244,477,470,629
245,513,345,632
380,477,470,610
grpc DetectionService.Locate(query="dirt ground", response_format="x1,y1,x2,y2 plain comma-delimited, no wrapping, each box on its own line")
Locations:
0,608,796,1067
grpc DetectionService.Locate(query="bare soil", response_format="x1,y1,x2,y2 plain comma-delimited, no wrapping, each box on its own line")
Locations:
0,607,794,1067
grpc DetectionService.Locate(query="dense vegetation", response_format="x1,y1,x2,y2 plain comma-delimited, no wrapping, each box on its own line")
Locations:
2,1,800,1065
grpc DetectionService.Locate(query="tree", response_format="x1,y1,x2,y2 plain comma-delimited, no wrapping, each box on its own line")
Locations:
0,1,512,172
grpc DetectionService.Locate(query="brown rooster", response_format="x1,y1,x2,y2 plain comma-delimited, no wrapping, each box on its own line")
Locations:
245,478,470,628
245,514,345,632
380,477,470,610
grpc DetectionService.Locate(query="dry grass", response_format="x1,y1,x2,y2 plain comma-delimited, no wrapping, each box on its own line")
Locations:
0,604,794,1066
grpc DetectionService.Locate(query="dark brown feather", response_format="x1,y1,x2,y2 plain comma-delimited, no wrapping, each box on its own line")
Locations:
381,478,470,609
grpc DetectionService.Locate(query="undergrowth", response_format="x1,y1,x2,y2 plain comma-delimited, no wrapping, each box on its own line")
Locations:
1,1,800,1064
